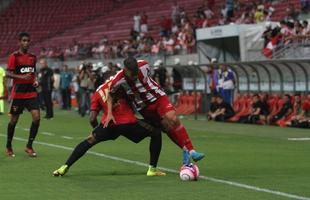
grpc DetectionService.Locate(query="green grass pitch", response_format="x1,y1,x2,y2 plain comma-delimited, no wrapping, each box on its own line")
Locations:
0,109,310,200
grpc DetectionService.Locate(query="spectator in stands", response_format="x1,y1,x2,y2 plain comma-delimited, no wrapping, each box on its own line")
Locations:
204,5,214,19
207,96,218,120
204,0,215,10
133,11,141,33
302,20,310,35
160,16,172,37
225,0,234,21
197,5,206,19
171,1,180,25
212,95,235,122
140,11,148,33
262,22,273,48
301,0,309,13
286,3,299,20
163,36,175,54
267,94,293,125
40,47,48,58
60,65,73,110
254,5,264,23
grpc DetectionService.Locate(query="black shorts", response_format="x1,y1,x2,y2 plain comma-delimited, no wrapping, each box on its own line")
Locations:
92,120,160,143
10,97,40,115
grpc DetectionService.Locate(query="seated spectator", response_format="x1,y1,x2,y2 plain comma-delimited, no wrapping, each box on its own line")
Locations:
286,94,304,125
207,96,218,120
259,93,271,124
239,94,268,124
211,95,235,122
287,94,310,127
140,11,148,33
267,94,293,125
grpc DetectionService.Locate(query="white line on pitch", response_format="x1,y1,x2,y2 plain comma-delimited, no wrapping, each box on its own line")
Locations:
61,136,73,140
288,138,310,141
41,132,55,136
0,134,309,200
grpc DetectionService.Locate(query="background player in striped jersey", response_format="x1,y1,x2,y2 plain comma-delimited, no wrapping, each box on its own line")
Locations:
53,80,165,177
105,57,204,164
5,32,40,157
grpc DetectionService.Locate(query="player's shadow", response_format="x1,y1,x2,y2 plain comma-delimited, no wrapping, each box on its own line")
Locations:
72,170,145,177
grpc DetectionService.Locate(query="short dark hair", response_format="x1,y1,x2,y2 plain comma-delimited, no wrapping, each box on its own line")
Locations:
124,57,138,75
284,94,291,99
18,32,30,40
253,94,259,98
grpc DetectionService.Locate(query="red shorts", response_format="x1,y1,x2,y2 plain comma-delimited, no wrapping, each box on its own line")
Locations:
140,96,175,122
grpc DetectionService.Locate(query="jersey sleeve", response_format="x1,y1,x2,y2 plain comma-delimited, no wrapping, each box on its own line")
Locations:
109,71,124,94
90,92,102,111
7,54,16,71
139,62,151,83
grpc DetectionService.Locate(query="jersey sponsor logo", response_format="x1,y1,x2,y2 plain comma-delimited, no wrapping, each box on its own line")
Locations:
20,67,35,73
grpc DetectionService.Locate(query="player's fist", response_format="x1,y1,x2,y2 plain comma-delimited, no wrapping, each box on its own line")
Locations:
33,81,39,88
104,112,116,127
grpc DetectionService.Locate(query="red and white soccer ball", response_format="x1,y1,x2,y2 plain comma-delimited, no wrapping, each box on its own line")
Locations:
179,163,199,181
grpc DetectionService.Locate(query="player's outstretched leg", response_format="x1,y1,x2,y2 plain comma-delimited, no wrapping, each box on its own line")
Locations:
162,110,204,162
53,136,96,176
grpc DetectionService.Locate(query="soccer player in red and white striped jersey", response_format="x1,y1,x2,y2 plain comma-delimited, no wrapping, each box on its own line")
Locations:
106,57,204,164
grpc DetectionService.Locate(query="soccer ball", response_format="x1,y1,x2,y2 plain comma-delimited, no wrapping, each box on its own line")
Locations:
179,163,199,181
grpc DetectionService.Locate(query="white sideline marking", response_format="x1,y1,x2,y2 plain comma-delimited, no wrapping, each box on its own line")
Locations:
288,138,310,141
41,132,55,136
22,128,30,131
61,136,73,140
0,134,309,200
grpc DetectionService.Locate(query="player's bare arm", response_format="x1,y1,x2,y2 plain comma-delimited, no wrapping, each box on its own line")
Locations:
5,70,32,80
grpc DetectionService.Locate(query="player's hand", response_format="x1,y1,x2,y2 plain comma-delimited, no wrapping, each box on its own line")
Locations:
19,73,32,80
33,81,39,88
104,113,116,127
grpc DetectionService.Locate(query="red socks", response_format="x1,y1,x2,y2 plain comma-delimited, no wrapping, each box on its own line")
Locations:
168,125,194,151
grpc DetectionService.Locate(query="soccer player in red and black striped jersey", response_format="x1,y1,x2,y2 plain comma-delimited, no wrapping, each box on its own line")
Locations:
5,32,40,157
53,80,165,176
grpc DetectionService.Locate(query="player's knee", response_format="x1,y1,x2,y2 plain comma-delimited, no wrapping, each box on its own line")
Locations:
10,116,19,125
33,118,40,125
167,116,180,128
10,118,18,125
87,134,97,144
